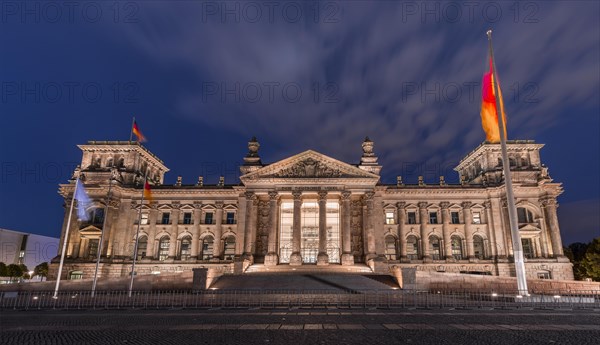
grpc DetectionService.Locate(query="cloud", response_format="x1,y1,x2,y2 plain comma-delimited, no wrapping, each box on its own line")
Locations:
104,1,599,180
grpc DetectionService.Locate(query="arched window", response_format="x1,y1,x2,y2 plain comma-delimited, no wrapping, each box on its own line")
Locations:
158,236,170,261
473,235,485,259
406,235,419,260
451,236,463,260
429,235,442,260
384,235,397,260
137,236,147,260
179,236,191,261
202,236,214,260
517,208,535,224
223,236,236,260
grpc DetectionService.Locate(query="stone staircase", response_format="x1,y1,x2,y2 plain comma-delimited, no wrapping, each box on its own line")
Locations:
244,264,373,274
209,264,398,291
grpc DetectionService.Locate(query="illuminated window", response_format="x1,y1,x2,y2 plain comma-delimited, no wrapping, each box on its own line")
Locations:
472,212,481,224
158,236,170,261
385,212,395,225
180,236,191,260
202,236,214,260
140,213,149,225
406,235,419,260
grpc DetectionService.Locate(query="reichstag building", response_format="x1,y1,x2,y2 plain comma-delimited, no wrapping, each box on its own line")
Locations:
49,137,573,281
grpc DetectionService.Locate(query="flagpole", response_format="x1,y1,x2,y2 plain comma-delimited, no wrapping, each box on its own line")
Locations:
91,168,114,298
129,116,135,143
128,174,146,297
53,178,79,299
487,29,529,296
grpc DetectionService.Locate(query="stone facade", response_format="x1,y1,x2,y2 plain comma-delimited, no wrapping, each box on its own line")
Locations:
49,138,573,281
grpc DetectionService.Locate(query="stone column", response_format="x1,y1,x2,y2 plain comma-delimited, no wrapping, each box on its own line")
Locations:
541,198,564,257
440,202,452,260
317,191,329,265
483,201,497,258
191,202,202,259
250,197,259,257
536,215,549,258
341,191,354,265
462,201,474,260
169,204,180,259
501,199,514,257
418,202,430,261
146,203,159,258
289,191,303,265
112,199,132,258
243,191,256,260
265,191,279,266
213,201,224,259
364,191,376,261
397,202,407,260
104,201,120,257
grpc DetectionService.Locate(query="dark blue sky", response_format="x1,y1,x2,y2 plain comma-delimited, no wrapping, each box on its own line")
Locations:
1,1,598,244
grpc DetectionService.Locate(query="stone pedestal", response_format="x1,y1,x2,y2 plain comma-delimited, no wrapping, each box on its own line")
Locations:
341,253,354,266
264,252,278,266
317,253,329,266
289,253,302,266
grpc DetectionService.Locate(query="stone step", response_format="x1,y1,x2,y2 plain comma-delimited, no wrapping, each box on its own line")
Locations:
245,264,373,274
211,273,398,291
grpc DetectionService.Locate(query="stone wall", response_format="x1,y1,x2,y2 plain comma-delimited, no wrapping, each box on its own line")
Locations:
414,270,600,294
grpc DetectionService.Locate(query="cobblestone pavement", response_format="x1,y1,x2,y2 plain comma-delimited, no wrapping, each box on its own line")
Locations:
1,309,599,344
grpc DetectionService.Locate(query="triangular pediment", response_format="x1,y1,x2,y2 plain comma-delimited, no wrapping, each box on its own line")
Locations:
518,224,541,232
79,225,102,238
241,150,379,182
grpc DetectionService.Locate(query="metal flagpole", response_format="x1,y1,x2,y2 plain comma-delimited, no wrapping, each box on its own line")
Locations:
91,168,114,297
128,174,146,297
129,116,135,142
487,30,529,296
53,178,79,299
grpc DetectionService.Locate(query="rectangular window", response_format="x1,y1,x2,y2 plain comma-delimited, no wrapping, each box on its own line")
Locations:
451,212,460,224
183,212,192,224
88,239,99,258
141,213,149,225
407,212,417,224
472,212,481,224
161,212,170,225
226,212,235,224
429,212,438,224
92,209,105,224
204,212,213,224
522,238,534,259
385,212,395,225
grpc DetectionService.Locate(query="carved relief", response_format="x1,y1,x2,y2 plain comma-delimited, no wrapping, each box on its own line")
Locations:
272,158,343,178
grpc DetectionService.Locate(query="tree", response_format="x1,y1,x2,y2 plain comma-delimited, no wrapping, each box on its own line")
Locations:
0,262,7,277
6,264,23,282
565,242,590,280
580,237,600,282
34,262,49,281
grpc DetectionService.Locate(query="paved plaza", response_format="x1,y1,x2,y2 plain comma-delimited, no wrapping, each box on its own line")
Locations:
1,309,599,344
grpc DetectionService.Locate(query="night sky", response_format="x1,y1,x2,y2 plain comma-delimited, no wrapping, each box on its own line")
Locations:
1,1,598,245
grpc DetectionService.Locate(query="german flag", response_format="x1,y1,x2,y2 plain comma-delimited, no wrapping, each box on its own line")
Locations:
480,57,507,143
143,180,153,202
132,120,147,142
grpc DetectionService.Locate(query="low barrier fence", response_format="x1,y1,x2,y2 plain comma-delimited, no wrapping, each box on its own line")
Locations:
1,290,599,311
